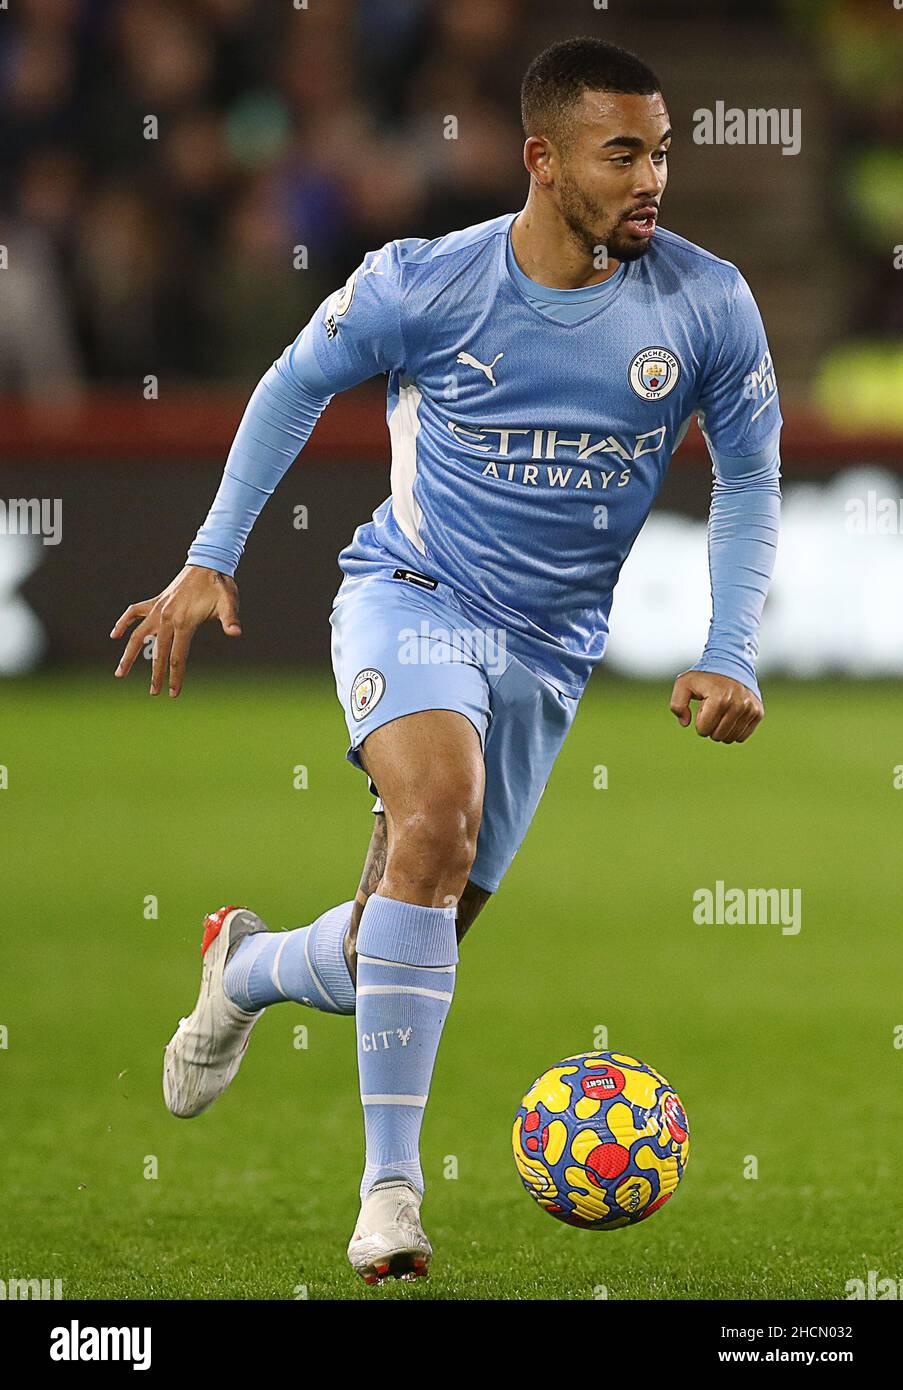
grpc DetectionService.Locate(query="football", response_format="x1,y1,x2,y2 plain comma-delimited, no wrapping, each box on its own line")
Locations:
512,1051,689,1229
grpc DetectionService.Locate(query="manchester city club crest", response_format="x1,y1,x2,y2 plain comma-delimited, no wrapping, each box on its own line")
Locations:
629,346,681,400
350,668,385,722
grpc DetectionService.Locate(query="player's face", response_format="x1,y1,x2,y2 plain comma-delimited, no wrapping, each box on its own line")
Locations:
556,91,671,263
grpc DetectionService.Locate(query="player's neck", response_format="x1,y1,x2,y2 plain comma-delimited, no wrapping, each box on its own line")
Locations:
511,198,621,291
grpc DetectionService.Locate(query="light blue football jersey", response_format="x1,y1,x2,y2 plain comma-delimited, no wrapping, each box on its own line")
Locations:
190,212,781,696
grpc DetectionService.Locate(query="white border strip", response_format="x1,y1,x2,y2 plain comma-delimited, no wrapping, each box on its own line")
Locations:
357,985,453,1001
361,1094,428,1107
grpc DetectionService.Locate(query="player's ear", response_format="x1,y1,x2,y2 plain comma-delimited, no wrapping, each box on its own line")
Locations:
523,135,554,185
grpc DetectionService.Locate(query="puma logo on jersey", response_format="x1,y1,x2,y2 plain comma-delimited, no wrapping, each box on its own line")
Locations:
457,351,504,386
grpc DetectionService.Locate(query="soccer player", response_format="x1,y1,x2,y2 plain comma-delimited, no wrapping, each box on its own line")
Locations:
111,39,781,1284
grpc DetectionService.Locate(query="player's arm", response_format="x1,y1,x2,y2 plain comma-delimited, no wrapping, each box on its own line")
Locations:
670,271,782,744
111,245,407,697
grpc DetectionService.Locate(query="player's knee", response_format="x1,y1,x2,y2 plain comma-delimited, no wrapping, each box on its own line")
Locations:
389,800,481,897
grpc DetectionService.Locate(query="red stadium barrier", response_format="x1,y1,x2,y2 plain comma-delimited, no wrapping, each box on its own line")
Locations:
0,390,900,464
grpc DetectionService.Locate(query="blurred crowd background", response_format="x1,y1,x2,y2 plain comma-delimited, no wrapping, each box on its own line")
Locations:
0,0,901,680
1,0,901,421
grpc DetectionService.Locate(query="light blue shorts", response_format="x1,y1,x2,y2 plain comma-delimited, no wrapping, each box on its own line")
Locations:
329,566,579,893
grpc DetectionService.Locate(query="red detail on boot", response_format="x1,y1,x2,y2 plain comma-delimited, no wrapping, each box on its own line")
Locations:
201,905,243,957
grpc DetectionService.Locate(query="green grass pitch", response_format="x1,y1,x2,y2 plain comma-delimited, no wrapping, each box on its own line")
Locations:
1,672,900,1300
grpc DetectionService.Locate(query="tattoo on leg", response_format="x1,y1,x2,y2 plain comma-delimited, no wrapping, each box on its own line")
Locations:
346,813,387,981
344,814,490,979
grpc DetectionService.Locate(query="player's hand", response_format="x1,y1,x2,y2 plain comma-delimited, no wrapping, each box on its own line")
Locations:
669,670,763,744
110,565,241,698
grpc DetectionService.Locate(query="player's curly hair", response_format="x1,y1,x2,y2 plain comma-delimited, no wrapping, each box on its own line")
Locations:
521,37,661,149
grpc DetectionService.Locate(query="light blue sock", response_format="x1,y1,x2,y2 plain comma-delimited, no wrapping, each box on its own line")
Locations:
223,902,355,1015
355,894,458,1197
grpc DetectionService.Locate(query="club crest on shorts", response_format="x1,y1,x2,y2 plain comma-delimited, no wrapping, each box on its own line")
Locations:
351,668,385,721
629,346,681,400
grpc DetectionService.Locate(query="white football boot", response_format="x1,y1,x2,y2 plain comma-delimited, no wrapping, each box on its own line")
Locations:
347,1180,432,1285
163,905,268,1119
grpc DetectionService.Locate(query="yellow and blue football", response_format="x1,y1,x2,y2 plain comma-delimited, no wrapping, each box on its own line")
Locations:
512,1051,690,1229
